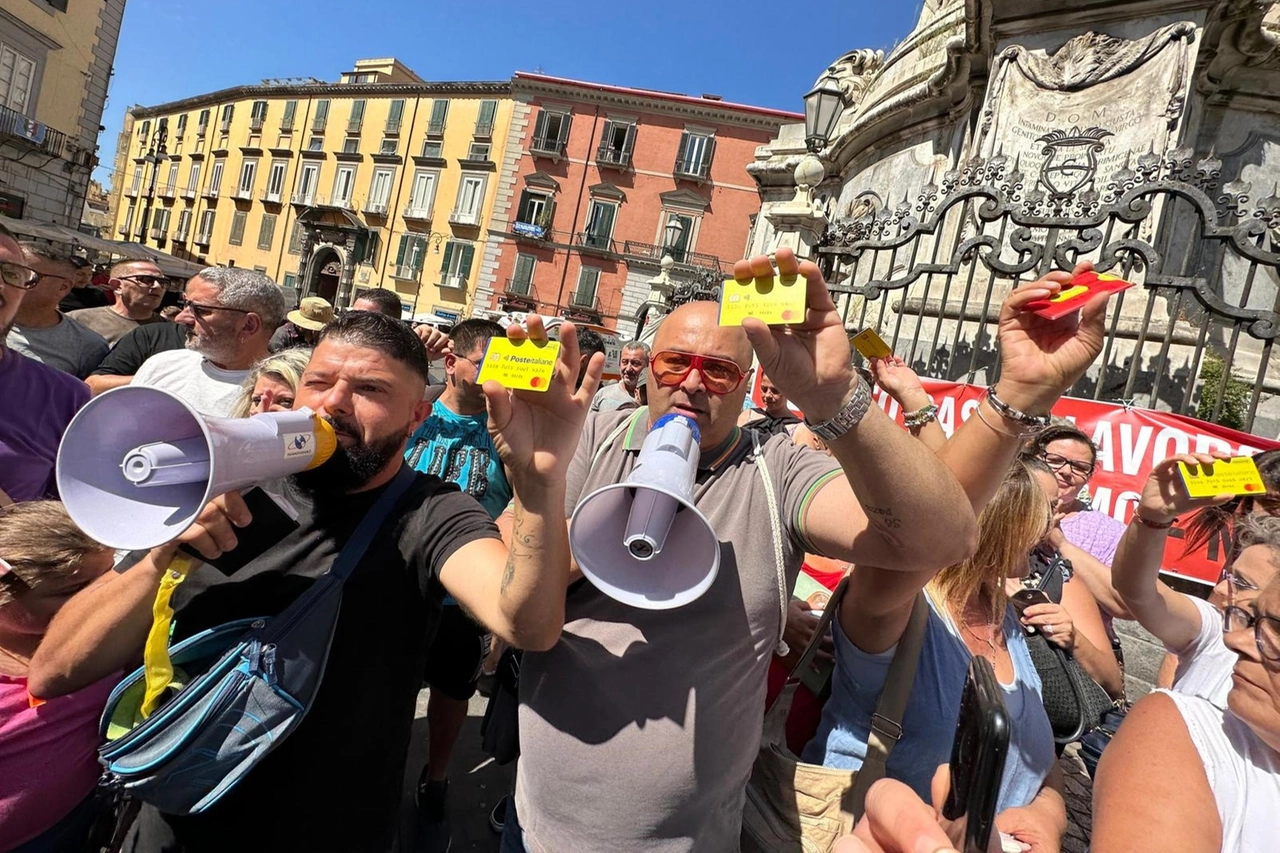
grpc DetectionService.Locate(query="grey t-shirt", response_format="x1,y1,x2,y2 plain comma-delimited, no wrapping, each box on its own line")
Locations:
516,407,841,852
131,348,250,417
589,380,639,413
6,314,108,378
66,305,161,346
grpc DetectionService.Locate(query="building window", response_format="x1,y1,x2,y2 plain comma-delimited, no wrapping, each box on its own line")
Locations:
175,209,191,240
366,167,394,213
308,136,324,151
296,162,318,204
440,240,474,288
515,189,552,230
130,164,143,194
175,113,188,139
249,100,268,132
405,170,436,217
379,138,397,155
229,210,247,245
312,99,330,132
466,142,490,162
120,204,134,236
288,221,303,254
196,109,210,137
427,99,448,135
237,159,258,198
258,213,276,250
509,253,536,295
208,159,225,195
386,99,404,134
581,200,616,249
283,272,298,290
186,161,201,195
597,120,636,168
266,160,287,202
348,99,365,134
281,99,297,132
394,234,427,279
332,165,356,207
661,212,696,263
451,174,486,225
674,131,715,180
341,137,359,154
572,266,600,307
530,110,571,156
197,209,216,243
165,162,179,194
475,99,497,138
150,208,170,240
219,104,234,133
0,44,36,113
421,139,443,159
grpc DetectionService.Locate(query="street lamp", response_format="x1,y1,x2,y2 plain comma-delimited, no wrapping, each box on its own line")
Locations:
135,118,169,244
803,73,844,153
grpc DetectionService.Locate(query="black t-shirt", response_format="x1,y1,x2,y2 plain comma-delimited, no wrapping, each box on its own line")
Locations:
91,321,188,376
126,471,499,852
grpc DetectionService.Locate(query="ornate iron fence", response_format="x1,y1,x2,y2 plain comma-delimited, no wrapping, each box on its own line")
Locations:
818,143,1280,433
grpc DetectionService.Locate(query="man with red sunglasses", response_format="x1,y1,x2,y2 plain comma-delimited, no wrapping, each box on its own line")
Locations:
504,249,983,852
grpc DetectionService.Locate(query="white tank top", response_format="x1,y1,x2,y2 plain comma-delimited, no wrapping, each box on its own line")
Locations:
1162,690,1280,851
1170,596,1236,709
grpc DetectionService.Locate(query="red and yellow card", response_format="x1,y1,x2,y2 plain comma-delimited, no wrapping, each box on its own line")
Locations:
1178,456,1267,498
1025,271,1135,320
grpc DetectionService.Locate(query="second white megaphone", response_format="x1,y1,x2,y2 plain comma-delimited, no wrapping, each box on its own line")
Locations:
569,414,720,609
56,386,337,551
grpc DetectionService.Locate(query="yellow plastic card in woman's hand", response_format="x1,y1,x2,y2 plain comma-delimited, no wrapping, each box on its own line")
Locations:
477,337,560,392
719,272,807,326
1178,456,1266,498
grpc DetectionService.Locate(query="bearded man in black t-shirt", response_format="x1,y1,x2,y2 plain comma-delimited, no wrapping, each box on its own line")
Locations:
30,311,603,852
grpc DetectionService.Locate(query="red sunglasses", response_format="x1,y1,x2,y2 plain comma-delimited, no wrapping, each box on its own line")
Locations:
649,350,747,395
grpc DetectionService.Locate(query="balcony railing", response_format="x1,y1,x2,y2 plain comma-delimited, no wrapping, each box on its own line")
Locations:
474,121,494,138
363,200,389,216
622,240,726,273
181,187,196,200
291,191,316,205
280,119,294,133
0,105,67,158
202,183,221,199
313,194,354,210
529,136,565,157
117,224,129,235
449,209,480,226
673,157,711,180
384,119,401,135
158,184,176,199
219,120,232,134
347,118,363,133
124,186,140,198
569,291,598,310
441,274,467,290
403,205,432,220
249,117,264,132
312,117,328,132
426,118,446,136
195,124,208,138
173,228,189,241
195,231,212,245
575,231,615,253
596,146,631,168
504,277,534,297
233,186,254,200
393,265,421,280
262,190,283,203
149,226,165,240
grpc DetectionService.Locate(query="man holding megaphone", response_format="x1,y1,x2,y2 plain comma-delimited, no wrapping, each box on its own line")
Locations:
504,248,981,852
29,311,602,852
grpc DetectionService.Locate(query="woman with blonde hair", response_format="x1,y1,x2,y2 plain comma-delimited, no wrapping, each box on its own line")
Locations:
229,347,312,418
0,502,116,851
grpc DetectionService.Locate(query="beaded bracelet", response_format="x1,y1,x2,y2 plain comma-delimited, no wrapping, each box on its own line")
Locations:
1131,509,1177,530
903,403,939,429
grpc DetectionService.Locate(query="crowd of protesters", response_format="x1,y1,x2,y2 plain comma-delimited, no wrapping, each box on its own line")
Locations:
1,218,1278,853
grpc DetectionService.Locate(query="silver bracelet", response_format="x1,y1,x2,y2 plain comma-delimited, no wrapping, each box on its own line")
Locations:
984,386,1052,430
805,376,873,442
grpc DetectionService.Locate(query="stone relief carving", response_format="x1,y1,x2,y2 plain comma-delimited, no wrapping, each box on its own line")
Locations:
819,49,886,109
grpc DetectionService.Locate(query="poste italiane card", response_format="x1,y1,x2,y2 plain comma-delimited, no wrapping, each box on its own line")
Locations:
477,337,559,392
1024,271,1135,320
719,272,807,327
850,328,893,360
1178,456,1267,499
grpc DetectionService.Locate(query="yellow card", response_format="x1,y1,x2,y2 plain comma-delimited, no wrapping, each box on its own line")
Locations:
477,337,560,392
1178,456,1267,498
719,273,807,326
850,328,892,359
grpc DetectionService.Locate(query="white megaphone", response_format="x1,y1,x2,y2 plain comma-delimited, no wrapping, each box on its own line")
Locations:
56,386,337,551
569,413,719,609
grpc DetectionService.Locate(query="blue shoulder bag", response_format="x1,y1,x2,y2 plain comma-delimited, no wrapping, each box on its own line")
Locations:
95,466,416,815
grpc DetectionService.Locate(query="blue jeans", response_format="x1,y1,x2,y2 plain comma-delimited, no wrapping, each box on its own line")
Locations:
500,795,525,853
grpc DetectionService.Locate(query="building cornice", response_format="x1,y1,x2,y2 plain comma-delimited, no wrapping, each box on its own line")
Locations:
130,80,512,119
513,73,801,130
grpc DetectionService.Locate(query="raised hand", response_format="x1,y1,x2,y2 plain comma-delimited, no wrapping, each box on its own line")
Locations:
483,316,603,491
1136,453,1235,524
414,323,452,361
995,260,1108,414
735,248,854,423
869,355,931,410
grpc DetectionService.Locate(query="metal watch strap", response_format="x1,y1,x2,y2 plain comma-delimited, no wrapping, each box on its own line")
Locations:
805,376,873,441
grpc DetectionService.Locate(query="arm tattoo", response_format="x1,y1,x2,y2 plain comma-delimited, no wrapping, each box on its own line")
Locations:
500,510,536,595
861,503,903,530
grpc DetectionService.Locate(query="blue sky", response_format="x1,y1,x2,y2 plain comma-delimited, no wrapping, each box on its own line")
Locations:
96,0,923,188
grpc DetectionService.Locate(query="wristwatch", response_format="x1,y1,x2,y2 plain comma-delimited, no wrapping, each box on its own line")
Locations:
804,376,873,442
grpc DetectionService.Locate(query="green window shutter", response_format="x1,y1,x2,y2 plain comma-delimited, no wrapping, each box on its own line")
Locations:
460,244,474,279
479,100,497,126
389,99,404,122
283,100,297,123
395,234,409,267
431,100,448,125
532,110,548,142
440,240,455,273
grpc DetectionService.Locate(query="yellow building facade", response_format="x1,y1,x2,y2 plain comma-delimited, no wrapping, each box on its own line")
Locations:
110,59,512,320
0,0,125,226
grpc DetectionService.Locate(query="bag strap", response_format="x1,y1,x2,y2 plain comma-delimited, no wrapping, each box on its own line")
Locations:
591,407,646,469
847,593,929,812
330,465,417,582
749,428,790,653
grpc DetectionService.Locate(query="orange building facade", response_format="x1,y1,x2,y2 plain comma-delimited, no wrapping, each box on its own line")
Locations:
473,73,799,332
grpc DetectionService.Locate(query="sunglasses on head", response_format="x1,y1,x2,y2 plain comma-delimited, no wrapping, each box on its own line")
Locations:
649,350,746,396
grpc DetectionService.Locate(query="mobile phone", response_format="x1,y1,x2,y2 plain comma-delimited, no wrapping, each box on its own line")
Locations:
1009,588,1052,614
178,486,299,575
943,656,1011,853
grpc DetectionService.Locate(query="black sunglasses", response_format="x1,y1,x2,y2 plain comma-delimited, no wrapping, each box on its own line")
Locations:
0,261,41,290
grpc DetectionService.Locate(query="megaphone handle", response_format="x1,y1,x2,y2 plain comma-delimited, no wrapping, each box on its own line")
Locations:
139,554,195,718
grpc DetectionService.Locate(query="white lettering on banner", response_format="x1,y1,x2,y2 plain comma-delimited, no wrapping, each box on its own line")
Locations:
1120,423,1153,477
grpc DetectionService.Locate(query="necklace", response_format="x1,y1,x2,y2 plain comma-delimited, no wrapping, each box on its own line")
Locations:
960,620,1000,664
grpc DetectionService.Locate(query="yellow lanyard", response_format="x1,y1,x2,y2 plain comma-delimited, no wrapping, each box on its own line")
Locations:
140,554,195,718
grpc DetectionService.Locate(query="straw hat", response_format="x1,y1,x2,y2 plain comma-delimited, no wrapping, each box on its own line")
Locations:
287,296,334,331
